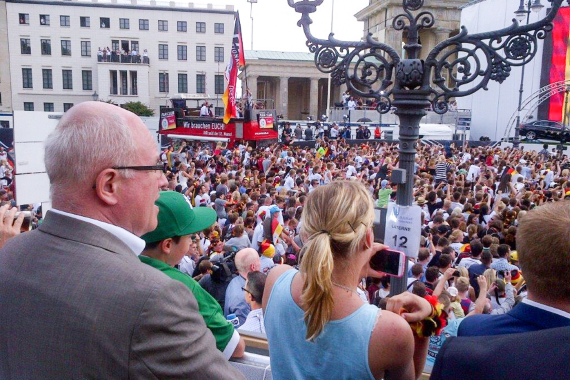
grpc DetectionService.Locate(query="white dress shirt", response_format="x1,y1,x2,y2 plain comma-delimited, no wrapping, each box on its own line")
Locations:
49,209,146,256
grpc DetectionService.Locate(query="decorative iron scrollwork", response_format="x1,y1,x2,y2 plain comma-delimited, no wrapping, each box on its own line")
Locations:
287,0,568,115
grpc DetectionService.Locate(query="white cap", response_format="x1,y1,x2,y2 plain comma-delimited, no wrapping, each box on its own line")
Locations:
447,286,459,297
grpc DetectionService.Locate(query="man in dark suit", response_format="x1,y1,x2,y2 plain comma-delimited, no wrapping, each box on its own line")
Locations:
430,326,570,380
0,102,245,379
458,202,570,336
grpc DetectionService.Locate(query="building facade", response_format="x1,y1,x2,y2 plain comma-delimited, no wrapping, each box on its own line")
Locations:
456,0,548,140
240,50,349,121
0,1,13,124
5,0,234,114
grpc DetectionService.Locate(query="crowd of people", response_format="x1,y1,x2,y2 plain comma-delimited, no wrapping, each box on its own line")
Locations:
0,100,569,379
97,47,150,64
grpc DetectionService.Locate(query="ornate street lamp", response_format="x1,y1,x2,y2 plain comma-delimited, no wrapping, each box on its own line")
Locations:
514,0,546,148
287,0,568,294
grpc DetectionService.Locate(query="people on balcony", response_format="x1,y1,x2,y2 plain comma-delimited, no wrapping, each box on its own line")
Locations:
97,47,149,64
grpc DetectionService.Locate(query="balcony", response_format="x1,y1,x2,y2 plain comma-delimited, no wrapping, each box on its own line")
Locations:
97,53,149,65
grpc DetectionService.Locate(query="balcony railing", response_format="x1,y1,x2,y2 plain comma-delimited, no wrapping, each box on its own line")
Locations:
97,53,149,64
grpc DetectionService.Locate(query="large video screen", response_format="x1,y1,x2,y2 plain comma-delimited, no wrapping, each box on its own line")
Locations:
547,7,570,122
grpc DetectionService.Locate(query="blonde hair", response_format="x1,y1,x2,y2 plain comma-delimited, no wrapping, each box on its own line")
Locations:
457,267,469,279
483,268,497,290
299,181,374,341
455,277,470,293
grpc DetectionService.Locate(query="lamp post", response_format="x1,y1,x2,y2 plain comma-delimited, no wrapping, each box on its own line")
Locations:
247,0,258,51
287,0,567,295
563,85,570,127
91,91,99,101
513,0,544,148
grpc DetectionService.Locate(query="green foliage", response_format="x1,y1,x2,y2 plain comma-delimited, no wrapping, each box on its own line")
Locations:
121,101,155,116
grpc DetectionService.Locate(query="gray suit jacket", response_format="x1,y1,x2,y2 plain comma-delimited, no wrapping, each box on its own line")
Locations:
0,211,245,380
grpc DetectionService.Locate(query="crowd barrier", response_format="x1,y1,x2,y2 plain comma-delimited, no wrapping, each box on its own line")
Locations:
231,331,431,380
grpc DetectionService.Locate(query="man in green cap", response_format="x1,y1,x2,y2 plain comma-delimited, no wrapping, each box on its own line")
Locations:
140,191,245,359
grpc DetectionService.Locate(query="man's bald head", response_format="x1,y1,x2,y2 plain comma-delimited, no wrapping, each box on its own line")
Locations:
45,101,147,202
235,248,261,277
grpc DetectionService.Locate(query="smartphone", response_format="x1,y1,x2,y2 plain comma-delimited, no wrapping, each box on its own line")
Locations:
369,248,406,278
15,211,32,232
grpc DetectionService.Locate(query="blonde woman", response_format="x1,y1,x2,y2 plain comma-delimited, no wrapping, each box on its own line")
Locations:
263,181,433,380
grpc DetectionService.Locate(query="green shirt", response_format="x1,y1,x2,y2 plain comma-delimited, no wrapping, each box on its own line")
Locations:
377,188,393,208
139,255,235,352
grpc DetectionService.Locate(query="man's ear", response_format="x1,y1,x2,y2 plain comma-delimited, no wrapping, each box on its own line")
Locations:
160,238,173,254
94,169,121,205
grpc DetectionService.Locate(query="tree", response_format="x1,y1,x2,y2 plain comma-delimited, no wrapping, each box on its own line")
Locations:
121,101,154,116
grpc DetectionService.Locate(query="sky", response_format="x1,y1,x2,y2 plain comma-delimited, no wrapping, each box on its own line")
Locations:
204,0,369,52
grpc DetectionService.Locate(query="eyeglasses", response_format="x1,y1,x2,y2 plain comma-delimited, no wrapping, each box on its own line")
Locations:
112,164,164,172
241,286,252,295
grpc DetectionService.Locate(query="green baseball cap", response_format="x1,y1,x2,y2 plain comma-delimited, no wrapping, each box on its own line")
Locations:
141,191,217,244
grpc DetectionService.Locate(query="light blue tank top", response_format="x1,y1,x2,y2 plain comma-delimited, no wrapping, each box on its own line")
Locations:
265,269,379,380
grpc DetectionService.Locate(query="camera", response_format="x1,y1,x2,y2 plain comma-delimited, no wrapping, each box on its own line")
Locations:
497,269,518,279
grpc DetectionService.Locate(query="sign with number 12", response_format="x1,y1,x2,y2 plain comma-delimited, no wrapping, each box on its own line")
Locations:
384,203,422,258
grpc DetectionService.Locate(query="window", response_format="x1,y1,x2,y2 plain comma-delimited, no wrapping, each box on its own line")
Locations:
130,71,138,95
44,103,54,112
112,40,119,52
61,40,71,56
178,73,188,93
177,45,187,60
60,15,70,27
215,74,224,94
196,74,205,93
214,47,224,62
80,16,90,27
81,41,91,57
20,39,31,55
42,69,53,89
158,20,168,31
120,71,128,95
24,102,34,111
64,103,74,112
40,15,50,26
196,46,206,61
159,44,168,60
100,17,110,28
159,72,169,93
215,107,224,117
131,41,139,52
119,18,129,29
19,14,29,25
214,23,224,34
41,39,51,55
177,21,187,32
196,22,206,33
139,19,149,30
110,70,118,95
22,68,33,88
82,70,92,90
62,70,73,89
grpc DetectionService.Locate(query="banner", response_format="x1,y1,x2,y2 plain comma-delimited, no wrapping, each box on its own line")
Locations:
222,13,245,124
548,7,570,122
159,109,176,130
257,111,274,129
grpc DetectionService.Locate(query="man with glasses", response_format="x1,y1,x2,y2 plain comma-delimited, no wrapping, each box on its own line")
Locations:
0,101,244,380
239,271,267,334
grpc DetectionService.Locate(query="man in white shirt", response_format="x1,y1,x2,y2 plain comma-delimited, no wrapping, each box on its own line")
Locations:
200,102,210,117
347,97,356,110
239,271,266,335
284,169,296,191
345,162,357,179
466,160,481,183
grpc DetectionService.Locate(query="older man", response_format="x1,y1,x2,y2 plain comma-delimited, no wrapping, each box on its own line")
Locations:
224,248,261,326
0,102,244,380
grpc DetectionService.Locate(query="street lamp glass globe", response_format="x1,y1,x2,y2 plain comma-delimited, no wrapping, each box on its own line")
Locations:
530,0,544,13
